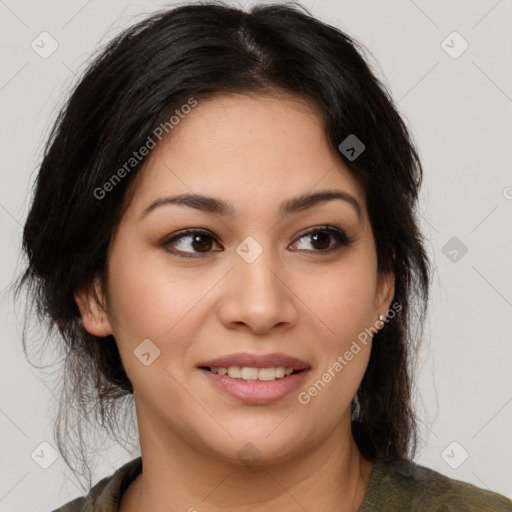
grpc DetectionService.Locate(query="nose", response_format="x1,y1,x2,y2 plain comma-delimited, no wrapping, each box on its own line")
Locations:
217,244,299,335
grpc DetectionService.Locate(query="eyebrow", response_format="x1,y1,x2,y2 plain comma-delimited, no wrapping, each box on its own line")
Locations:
140,189,362,222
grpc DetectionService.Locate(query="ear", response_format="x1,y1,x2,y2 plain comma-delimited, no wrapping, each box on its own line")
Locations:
74,276,113,337
374,271,395,322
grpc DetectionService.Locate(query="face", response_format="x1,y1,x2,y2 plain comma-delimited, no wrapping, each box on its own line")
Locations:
76,93,394,465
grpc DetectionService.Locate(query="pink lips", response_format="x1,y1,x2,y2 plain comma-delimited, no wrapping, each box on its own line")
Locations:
196,352,311,405
199,367,310,405
196,352,311,371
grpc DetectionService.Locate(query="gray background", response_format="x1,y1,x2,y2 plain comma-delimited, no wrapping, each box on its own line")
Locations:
1,0,511,510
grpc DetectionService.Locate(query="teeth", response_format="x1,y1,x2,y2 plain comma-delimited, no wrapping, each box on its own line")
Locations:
227,366,241,378
241,367,258,380
208,366,297,381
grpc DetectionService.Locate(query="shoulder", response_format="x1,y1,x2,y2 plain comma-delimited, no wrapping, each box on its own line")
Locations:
50,456,142,512
360,457,512,511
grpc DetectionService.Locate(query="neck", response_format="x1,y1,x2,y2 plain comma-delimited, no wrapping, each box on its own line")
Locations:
120,402,374,512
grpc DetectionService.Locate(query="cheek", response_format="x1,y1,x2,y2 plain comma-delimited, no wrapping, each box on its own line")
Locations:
298,259,376,399
106,235,199,334
104,239,224,379
302,261,377,341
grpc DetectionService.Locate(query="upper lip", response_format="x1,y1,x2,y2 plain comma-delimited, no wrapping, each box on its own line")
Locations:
197,352,311,370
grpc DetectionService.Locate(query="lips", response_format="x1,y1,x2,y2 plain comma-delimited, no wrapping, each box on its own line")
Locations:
196,352,311,371
199,367,310,404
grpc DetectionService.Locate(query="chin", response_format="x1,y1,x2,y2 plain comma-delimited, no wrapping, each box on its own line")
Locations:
201,431,308,467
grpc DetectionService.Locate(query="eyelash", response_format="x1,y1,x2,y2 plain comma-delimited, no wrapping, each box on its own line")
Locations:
161,225,354,259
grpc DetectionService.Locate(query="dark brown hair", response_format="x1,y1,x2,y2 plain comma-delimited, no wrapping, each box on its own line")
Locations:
13,0,431,489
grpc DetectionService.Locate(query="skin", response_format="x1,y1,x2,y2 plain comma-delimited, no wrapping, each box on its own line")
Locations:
75,93,395,511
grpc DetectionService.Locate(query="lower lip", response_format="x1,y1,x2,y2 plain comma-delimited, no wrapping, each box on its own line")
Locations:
199,368,310,405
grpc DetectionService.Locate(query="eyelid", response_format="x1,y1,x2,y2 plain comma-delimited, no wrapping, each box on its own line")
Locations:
295,224,345,240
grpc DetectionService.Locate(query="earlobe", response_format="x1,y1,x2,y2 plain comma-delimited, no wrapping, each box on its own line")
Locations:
375,271,395,316
73,276,113,337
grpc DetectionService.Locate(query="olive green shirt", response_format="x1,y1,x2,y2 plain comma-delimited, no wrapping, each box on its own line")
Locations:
52,456,512,511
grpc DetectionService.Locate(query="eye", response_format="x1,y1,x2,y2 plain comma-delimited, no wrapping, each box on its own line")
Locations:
163,229,222,259
289,225,353,253
162,225,353,259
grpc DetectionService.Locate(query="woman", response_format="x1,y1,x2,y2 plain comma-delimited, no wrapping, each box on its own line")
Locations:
15,2,512,511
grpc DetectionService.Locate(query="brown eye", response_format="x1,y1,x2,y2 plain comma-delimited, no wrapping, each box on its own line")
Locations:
290,226,353,253
163,229,222,258
190,234,213,252
163,225,353,259
309,232,331,250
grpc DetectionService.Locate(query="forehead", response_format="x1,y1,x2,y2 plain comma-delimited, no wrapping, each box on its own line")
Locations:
123,93,366,221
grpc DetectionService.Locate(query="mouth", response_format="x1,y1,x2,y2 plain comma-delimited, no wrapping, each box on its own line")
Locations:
196,352,311,404
196,351,311,374
198,366,310,406
198,366,306,381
